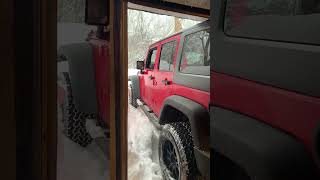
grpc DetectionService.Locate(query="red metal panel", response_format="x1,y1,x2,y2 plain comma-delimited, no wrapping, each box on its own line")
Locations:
211,71,320,161
173,84,210,110
90,39,110,128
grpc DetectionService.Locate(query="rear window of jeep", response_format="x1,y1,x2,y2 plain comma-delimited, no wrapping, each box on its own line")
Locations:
179,30,210,76
224,0,320,45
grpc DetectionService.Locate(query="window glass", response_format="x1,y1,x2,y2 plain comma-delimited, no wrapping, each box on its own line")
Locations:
224,0,320,45
159,41,176,71
180,30,210,76
146,48,157,69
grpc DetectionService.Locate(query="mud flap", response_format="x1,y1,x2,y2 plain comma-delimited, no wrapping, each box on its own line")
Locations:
151,130,160,164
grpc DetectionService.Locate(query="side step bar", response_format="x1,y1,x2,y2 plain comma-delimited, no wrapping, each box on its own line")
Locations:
137,99,162,130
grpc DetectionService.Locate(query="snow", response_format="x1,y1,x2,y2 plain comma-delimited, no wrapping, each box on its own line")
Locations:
57,23,96,48
128,68,140,77
57,98,163,180
128,104,163,180
57,105,110,180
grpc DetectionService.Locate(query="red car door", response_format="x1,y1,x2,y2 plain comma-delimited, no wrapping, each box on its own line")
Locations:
153,35,180,116
140,45,159,109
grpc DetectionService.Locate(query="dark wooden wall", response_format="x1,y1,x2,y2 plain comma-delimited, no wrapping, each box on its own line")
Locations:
8,0,57,180
0,0,15,179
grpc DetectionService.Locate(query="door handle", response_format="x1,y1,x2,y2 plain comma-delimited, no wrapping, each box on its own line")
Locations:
148,75,154,80
161,79,171,86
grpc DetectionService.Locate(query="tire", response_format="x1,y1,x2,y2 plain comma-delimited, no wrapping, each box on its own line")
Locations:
129,76,139,108
159,121,198,180
130,84,138,108
61,72,94,147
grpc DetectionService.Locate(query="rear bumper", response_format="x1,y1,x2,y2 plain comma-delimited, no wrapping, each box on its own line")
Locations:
210,106,319,180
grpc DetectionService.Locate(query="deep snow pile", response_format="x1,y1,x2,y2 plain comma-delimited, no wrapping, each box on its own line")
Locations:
128,105,163,180
57,104,109,180
128,68,140,76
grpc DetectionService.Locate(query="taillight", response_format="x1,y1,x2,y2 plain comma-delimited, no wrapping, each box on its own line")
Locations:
316,125,320,166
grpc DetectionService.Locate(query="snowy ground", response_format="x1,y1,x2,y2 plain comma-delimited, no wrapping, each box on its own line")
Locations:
128,104,163,180
57,98,162,180
57,23,95,48
57,104,110,180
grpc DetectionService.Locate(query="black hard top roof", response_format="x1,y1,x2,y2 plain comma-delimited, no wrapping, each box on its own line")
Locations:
149,19,210,47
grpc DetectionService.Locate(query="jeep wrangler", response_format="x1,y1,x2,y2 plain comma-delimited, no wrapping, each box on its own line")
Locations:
129,21,210,179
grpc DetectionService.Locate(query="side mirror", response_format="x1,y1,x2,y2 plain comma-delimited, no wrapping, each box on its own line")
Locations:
85,0,109,26
136,61,145,70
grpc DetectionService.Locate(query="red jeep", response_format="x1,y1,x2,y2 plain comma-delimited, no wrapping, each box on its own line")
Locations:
211,0,320,180
129,21,210,179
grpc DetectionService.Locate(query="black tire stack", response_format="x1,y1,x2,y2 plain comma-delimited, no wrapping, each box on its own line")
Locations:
61,72,93,147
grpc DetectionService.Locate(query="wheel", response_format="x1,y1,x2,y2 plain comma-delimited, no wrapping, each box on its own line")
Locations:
128,76,139,108
159,121,198,180
61,72,93,147
130,84,138,108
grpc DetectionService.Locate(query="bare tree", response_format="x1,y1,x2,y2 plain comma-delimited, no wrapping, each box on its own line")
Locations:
58,0,85,23
127,9,200,68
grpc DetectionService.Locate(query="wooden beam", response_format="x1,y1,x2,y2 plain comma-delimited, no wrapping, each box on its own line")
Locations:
13,0,57,179
120,1,128,179
0,0,15,179
109,0,128,179
39,0,57,179
109,0,117,179
128,0,210,18
32,0,57,179
164,0,210,10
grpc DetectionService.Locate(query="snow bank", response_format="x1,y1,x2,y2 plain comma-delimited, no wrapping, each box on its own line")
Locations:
58,23,96,48
128,105,163,180
128,69,140,77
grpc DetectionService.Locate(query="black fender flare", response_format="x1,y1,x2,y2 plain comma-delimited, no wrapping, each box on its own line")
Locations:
211,106,318,180
128,75,140,99
58,43,97,114
159,95,209,149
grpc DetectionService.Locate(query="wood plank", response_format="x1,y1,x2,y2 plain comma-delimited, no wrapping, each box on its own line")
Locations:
32,0,57,179
110,1,129,179
128,2,207,21
120,1,129,179
164,0,210,10
109,0,117,179
13,0,57,180
120,0,128,180
128,0,210,17
40,0,58,179
0,0,15,179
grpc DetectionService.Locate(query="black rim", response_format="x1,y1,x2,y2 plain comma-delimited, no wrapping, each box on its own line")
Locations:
162,139,180,179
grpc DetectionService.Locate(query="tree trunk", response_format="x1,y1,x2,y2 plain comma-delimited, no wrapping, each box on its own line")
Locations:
174,17,182,32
